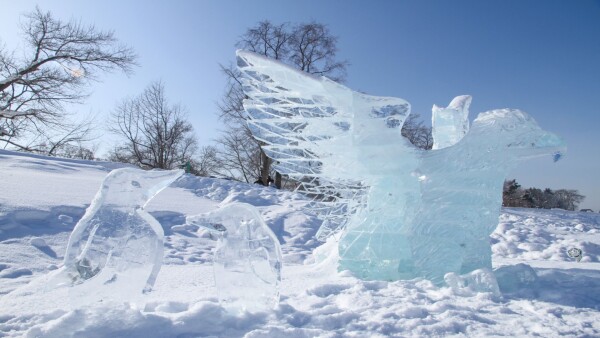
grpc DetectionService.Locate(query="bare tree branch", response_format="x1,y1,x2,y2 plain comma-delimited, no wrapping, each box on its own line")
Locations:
215,20,348,186
401,113,433,150
0,6,137,153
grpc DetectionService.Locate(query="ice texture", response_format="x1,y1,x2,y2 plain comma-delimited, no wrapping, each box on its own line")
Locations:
444,268,501,297
237,50,566,284
187,202,282,311
431,95,471,150
494,263,539,298
60,168,184,303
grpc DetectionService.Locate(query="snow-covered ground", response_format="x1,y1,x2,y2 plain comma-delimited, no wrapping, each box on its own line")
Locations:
0,149,599,337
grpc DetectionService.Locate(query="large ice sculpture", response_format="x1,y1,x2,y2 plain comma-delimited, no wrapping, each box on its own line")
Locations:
187,202,282,311
59,168,183,303
237,50,566,284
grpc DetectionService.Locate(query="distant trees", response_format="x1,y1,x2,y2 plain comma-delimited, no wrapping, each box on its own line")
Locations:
503,179,585,211
0,7,136,154
503,179,523,207
108,81,197,169
45,142,96,160
210,20,348,187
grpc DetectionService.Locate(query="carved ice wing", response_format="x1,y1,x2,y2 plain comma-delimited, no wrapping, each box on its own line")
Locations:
237,50,413,240
237,50,412,179
237,50,354,178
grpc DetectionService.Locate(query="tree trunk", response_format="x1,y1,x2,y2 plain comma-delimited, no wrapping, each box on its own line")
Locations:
260,150,271,186
275,171,282,189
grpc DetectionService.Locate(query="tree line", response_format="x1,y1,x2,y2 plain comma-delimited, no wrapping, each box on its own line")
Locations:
503,179,585,211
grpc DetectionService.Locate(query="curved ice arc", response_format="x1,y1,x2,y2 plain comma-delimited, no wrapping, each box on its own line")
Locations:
62,168,183,302
236,49,566,284
187,202,283,312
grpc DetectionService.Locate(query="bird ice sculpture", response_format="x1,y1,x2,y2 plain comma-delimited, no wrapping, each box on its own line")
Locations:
237,50,566,284
56,168,183,303
186,203,282,311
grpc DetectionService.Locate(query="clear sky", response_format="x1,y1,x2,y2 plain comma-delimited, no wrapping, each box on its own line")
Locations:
1,0,599,209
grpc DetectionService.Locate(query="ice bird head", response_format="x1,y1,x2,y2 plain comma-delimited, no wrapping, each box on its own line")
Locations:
99,168,184,208
469,109,566,160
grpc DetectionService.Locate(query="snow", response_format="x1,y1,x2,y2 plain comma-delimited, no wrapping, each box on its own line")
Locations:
0,149,599,337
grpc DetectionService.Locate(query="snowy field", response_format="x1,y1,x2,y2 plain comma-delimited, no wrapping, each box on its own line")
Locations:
0,149,599,337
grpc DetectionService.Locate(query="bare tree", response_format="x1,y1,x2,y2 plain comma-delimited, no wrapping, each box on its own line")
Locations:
213,20,347,187
193,145,220,177
553,189,585,211
51,142,97,160
109,81,197,169
238,21,290,60
213,126,264,181
0,7,136,153
401,113,433,150
288,22,347,82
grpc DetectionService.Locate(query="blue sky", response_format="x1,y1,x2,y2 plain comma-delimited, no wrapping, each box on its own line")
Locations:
1,0,599,209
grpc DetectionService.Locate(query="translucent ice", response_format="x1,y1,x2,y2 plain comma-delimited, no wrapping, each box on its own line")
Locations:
494,263,539,297
187,203,282,311
237,50,566,284
431,95,471,150
444,268,501,297
60,168,183,303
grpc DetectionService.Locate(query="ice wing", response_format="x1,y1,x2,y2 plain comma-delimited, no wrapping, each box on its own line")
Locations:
237,50,355,179
236,50,412,239
237,50,412,179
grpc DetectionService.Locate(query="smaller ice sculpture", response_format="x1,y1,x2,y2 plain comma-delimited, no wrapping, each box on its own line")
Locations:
187,203,282,312
58,168,183,304
494,264,538,298
444,268,501,297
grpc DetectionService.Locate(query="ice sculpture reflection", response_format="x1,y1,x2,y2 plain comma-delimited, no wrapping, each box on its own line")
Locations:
187,203,282,311
237,50,566,284
60,168,183,303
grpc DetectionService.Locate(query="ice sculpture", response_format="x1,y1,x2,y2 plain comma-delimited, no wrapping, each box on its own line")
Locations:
58,168,183,303
444,268,501,297
237,50,566,284
431,95,471,150
186,202,282,311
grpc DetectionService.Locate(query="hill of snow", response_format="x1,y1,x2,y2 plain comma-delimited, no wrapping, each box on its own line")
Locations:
0,149,599,337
